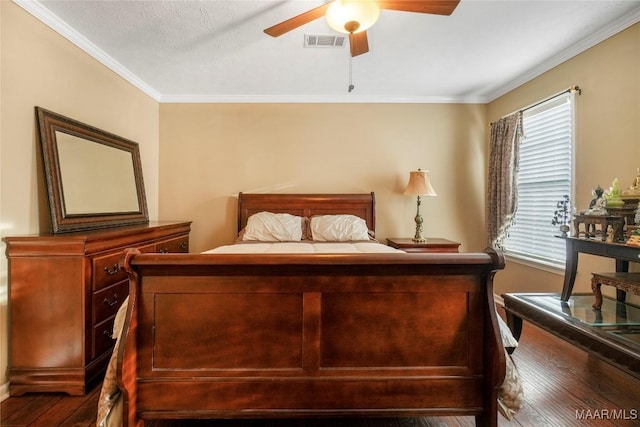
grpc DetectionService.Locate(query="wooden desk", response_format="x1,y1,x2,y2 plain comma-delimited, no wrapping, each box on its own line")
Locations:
386,237,460,253
561,237,640,301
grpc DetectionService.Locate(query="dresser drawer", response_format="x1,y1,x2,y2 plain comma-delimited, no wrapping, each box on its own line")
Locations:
156,235,189,253
93,316,116,360
93,280,128,325
92,252,127,291
92,243,155,291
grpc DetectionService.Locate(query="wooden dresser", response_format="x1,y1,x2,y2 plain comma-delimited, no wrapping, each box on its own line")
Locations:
4,221,191,396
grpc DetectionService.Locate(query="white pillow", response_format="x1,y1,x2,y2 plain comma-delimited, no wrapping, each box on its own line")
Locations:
242,212,303,242
310,215,370,242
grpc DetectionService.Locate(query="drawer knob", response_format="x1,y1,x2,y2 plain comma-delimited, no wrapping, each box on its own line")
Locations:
103,293,119,307
180,242,187,250
104,263,119,275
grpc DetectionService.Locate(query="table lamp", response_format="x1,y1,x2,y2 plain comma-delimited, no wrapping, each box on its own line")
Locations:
403,169,437,243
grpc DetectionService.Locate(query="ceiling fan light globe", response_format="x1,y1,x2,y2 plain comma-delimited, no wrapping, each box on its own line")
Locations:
325,0,380,34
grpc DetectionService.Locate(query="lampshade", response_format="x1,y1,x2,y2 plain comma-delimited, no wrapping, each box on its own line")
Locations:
403,170,437,197
325,0,381,34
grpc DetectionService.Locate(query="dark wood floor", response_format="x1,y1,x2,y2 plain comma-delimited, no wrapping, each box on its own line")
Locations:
3,307,640,427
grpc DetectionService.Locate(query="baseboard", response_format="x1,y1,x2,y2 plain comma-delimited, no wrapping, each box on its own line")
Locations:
0,381,9,402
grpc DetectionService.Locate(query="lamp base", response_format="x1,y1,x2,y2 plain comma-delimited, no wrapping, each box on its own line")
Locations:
412,199,427,244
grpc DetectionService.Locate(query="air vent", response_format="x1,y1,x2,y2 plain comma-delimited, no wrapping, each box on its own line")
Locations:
304,34,346,48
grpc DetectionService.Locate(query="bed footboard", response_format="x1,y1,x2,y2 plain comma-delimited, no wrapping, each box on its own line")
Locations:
117,248,506,427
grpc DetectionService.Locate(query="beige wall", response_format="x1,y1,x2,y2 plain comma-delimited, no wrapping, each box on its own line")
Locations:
158,103,488,253
488,23,640,300
0,2,160,392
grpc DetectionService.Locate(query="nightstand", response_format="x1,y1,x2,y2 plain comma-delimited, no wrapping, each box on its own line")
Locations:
386,237,460,253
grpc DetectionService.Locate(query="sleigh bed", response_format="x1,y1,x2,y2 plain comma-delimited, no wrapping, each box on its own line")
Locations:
99,193,521,427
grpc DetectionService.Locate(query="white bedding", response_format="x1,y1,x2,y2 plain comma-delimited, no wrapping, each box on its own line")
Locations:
204,241,404,254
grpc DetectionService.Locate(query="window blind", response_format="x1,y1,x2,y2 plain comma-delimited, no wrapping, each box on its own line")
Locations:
503,92,574,267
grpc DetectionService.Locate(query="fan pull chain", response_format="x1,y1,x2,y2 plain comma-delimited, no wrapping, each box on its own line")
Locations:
348,54,355,92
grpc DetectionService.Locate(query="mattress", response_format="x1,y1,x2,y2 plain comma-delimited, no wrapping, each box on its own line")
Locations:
203,241,405,254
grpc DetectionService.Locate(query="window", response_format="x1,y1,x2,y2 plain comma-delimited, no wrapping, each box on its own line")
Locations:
503,92,574,268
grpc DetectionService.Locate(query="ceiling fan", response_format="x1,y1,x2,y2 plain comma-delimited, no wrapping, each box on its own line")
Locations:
264,0,461,57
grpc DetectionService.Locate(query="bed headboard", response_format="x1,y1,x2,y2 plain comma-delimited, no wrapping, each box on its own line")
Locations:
237,193,376,235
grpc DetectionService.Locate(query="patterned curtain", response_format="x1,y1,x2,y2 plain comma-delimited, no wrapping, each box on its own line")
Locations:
487,112,522,248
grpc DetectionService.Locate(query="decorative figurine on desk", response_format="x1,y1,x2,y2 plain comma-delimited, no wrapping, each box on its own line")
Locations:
580,185,607,216
551,194,572,237
627,228,640,247
604,178,624,208
622,168,640,197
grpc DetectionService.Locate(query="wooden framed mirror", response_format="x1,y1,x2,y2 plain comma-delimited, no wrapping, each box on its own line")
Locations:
36,107,149,233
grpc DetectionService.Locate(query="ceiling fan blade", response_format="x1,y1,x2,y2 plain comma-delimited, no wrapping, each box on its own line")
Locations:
379,0,460,15
350,31,369,57
264,3,331,37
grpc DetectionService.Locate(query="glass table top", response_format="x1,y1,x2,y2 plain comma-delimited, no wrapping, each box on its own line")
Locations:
514,293,640,349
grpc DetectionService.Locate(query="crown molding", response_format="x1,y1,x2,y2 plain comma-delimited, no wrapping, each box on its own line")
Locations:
14,0,162,101
484,5,640,103
157,94,486,104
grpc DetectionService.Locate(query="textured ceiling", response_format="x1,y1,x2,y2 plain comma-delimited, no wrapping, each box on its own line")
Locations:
18,0,640,103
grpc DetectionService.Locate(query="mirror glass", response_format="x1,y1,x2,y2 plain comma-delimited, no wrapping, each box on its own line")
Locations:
37,107,149,233
56,131,140,214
